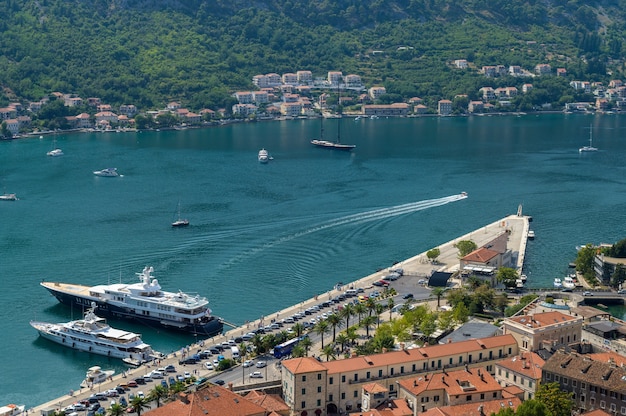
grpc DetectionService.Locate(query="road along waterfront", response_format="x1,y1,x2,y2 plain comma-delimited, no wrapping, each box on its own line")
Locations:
30,212,529,414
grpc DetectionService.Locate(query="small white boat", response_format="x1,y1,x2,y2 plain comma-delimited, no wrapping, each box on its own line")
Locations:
563,276,576,289
47,138,64,157
520,274,527,282
528,230,535,239
80,366,115,388
515,279,524,288
258,148,269,163
553,278,563,288
579,125,598,153
93,168,119,177
0,193,17,201
0,404,26,416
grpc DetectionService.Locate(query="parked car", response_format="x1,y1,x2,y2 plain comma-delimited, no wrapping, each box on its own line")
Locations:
137,391,145,399
164,365,176,373
249,371,263,378
150,371,164,379
214,380,225,386
243,360,254,368
204,362,214,370
618,289,626,294
184,371,191,379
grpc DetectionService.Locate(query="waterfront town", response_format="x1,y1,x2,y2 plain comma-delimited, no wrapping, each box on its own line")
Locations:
17,212,626,416
2,61,626,139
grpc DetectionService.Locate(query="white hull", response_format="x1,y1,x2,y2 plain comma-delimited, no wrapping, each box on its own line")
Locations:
80,367,115,388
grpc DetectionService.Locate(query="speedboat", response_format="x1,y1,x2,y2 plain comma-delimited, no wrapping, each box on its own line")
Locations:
80,366,115,388
258,148,269,163
553,278,563,288
30,302,158,363
40,266,224,335
93,168,119,177
528,230,535,239
47,148,64,157
0,193,17,201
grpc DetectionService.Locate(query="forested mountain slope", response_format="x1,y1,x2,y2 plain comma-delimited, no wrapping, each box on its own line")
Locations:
1,0,625,110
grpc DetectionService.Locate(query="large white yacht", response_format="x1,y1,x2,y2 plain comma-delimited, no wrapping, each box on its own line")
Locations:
30,303,157,364
40,266,223,336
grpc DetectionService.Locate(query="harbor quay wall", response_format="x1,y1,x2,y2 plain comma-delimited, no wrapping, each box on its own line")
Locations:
31,213,529,415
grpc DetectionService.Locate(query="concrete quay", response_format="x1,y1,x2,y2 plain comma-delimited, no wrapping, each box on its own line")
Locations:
31,212,529,415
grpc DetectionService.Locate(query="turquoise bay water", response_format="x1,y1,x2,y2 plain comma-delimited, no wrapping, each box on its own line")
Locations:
1,113,626,406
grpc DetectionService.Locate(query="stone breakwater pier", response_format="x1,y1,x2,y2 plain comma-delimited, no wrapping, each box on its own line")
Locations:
31,212,529,414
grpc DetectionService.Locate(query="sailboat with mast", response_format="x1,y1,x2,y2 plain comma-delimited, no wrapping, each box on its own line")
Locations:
47,137,64,157
171,201,189,227
311,87,356,150
579,124,598,153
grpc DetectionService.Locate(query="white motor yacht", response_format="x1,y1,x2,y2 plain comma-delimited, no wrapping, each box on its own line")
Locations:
80,366,115,388
93,168,119,177
258,148,269,163
553,278,563,288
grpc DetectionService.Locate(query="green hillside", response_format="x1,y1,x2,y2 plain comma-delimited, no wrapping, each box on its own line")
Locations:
1,0,625,110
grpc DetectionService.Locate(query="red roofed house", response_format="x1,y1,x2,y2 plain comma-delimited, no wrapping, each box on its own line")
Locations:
281,335,518,415
502,310,583,352
397,366,521,415
147,385,267,416
495,351,545,400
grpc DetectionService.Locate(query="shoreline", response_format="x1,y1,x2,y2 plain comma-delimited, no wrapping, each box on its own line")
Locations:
30,210,529,414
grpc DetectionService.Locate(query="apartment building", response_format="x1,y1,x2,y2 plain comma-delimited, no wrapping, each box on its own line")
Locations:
437,100,452,115
502,311,583,352
542,350,626,414
494,351,545,400
281,335,518,416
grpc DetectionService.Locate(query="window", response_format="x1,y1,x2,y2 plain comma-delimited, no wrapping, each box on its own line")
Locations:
390,384,394,391
459,356,463,364
480,394,485,400
601,388,607,396
600,400,606,409
513,375,517,382
317,386,321,393
498,369,502,376
466,395,472,401
329,394,333,401
479,352,483,360
506,371,509,379
508,347,512,354
354,391,358,398
449,358,453,365
317,399,321,407
610,404,616,413
317,374,322,380
621,406,626,415
493,392,497,398
342,375,346,383
329,377,333,385
529,381,533,388
301,401,306,409
522,340,528,349
401,366,405,374
546,373,552,381
563,377,568,385
354,374,358,382
390,368,394,376
302,375,306,382
341,393,345,399
302,388,306,395
468,355,473,363
434,395,440,402
489,351,493,359
412,364,416,372
366,371,371,379
572,380,577,387
378,370,383,377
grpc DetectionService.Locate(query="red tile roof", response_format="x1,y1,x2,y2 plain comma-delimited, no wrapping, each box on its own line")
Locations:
146,386,266,416
420,397,521,416
507,311,579,329
462,247,499,263
496,352,544,379
398,367,501,397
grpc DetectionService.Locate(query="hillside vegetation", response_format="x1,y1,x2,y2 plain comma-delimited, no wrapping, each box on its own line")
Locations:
1,0,626,110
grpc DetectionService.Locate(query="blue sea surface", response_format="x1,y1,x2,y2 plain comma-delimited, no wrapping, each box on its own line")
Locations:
1,113,625,406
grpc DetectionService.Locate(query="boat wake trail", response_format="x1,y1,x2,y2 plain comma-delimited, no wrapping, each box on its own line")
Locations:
219,193,467,269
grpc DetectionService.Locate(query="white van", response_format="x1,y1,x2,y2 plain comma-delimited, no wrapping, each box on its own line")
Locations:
231,346,240,359
346,289,357,297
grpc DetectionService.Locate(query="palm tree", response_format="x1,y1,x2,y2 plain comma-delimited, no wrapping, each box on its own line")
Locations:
361,315,377,338
387,297,395,320
251,333,264,354
345,326,359,346
291,344,306,357
335,333,349,353
149,384,168,408
107,404,126,416
432,287,446,309
129,396,149,416
340,303,354,328
293,322,304,338
375,303,384,327
299,336,313,356
326,313,341,342
354,302,366,325
169,381,186,396
365,298,377,316
314,320,330,349
321,344,337,361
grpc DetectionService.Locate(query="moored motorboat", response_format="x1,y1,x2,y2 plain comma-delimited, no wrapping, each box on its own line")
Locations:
258,148,269,163
563,275,576,289
0,404,25,416
553,278,563,288
47,148,64,157
80,366,115,388
528,230,535,239
41,266,223,336
93,167,119,177
30,302,158,364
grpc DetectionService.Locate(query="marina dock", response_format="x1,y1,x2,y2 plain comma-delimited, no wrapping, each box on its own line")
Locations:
31,212,530,415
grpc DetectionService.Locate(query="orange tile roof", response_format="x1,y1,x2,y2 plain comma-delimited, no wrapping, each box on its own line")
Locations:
462,247,499,263
243,391,289,413
496,352,544,379
375,399,413,416
421,397,521,416
146,385,266,416
589,351,626,367
398,367,502,397
362,382,388,393
583,410,612,416
282,335,516,375
507,311,579,328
